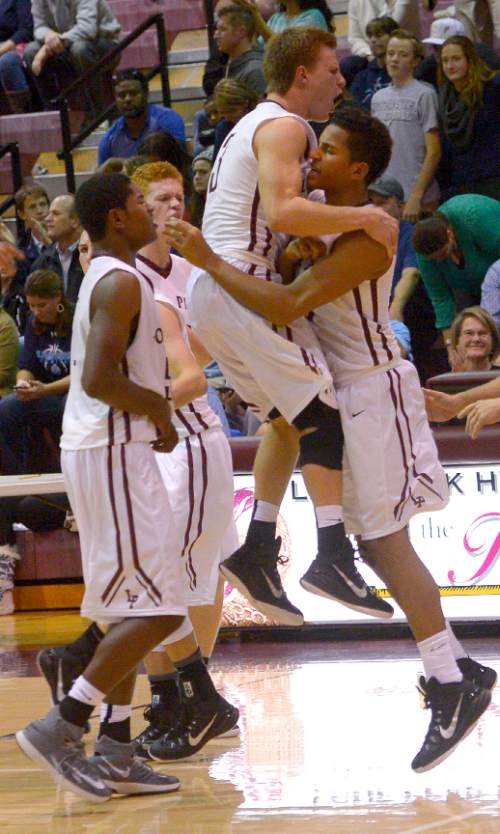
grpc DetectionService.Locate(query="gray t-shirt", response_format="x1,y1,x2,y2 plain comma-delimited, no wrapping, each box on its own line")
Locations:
371,79,440,203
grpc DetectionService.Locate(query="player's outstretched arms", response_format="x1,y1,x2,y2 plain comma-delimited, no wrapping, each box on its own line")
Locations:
83,269,177,448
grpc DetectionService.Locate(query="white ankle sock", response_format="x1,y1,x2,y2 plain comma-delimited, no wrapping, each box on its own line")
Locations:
253,500,279,523
417,629,463,684
315,505,343,527
68,675,105,706
445,620,467,660
100,703,132,724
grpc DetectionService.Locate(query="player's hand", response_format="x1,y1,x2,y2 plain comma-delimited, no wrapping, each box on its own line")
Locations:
458,399,500,439
362,207,398,257
149,400,178,452
423,388,460,422
285,237,327,263
151,422,178,453
0,241,24,274
164,219,214,268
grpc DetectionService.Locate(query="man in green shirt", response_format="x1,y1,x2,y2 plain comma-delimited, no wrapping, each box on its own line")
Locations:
412,194,500,364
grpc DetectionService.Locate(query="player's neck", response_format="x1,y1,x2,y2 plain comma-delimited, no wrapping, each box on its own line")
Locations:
324,185,368,207
92,235,136,266
267,92,309,120
139,237,171,267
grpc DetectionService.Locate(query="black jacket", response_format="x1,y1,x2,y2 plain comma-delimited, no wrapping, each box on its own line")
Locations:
31,242,84,304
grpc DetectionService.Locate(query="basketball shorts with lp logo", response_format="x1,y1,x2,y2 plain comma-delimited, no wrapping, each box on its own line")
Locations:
188,265,337,423
61,443,187,623
337,360,449,540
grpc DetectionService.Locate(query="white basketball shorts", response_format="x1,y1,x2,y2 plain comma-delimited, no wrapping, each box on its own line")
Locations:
155,428,238,606
337,360,449,540
188,267,336,423
61,444,187,622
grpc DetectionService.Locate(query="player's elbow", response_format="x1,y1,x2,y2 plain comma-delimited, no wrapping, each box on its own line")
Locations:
82,367,106,400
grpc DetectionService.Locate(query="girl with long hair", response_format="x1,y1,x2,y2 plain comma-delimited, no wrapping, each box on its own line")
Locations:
437,35,500,198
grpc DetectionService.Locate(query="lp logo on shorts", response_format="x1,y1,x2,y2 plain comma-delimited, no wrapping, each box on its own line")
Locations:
125,589,139,609
412,495,426,508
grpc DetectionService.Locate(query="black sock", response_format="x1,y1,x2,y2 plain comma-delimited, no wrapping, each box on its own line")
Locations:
317,522,354,565
99,715,131,744
148,673,180,708
203,657,210,668
245,501,277,547
59,695,94,728
175,649,218,702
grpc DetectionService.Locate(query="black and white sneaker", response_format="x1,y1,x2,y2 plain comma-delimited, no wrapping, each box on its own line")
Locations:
149,695,239,762
418,657,497,702
37,646,83,705
411,676,491,773
300,556,394,619
133,700,181,761
220,537,304,626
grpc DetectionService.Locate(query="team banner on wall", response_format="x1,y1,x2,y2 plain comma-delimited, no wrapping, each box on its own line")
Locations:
220,466,500,628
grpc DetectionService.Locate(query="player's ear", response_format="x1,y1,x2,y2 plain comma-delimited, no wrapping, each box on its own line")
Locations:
108,206,126,231
352,160,369,182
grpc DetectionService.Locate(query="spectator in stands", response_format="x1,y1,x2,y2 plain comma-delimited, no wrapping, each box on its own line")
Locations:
0,305,20,396
0,269,71,476
190,147,214,228
138,131,192,198
350,16,398,108
232,0,334,42
413,195,500,366
0,0,33,113
212,77,259,157
448,306,500,372
342,0,421,85
30,195,83,304
214,6,267,96
367,174,448,379
0,490,71,615
0,254,28,335
416,18,500,89
481,260,500,330
97,69,186,166
15,184,51,274
436,35,500,200
24,0,121,115
371,29,441,223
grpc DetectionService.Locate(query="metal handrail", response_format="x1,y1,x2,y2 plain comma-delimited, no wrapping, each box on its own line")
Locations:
56,13,171,193
0,142,23,236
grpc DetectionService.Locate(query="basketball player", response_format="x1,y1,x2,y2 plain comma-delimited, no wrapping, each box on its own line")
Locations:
184,27,398,627
164,107,495,773
37,183,240,762
16,172,186,801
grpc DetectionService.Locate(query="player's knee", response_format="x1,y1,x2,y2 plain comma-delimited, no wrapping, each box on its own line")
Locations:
294,397,343,470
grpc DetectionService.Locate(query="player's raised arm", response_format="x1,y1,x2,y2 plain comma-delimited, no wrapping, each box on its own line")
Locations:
254,118,398,256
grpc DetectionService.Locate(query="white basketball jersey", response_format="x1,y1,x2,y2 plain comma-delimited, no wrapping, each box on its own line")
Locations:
201,100,317,272
136,253,221,439
61,256,167,450
310,231,401,387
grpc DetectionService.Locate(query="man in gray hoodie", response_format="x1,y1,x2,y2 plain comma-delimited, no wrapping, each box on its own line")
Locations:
24,0,121,112
214,5,266,97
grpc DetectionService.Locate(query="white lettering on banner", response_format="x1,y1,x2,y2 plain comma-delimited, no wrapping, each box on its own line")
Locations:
226,465,500,627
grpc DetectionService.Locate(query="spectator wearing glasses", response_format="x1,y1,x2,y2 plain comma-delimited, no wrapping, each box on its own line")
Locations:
98,69,186,166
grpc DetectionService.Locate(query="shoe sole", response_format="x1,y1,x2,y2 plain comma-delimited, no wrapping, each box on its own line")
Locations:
221,565,304,626
299,578,394,620
16,730,111,803
103,777,181,795
149,707,240,762
412,689,491,773
215,725,240,739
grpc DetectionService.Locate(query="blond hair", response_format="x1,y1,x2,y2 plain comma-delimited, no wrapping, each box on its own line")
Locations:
131,161,183,194
264,27,337,95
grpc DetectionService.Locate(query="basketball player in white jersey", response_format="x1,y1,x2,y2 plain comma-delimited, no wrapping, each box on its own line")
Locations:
165,107,495,773
131,160,240,760
186,27,398,627
16,173,186,802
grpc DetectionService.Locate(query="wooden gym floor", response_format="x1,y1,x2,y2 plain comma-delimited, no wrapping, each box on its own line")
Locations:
1,612,500,832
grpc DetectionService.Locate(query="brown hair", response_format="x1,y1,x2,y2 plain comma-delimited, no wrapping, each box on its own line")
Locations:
437,35,499,107
131,161,183,194
14,184,49,215
25,269,73,337
216,6,255,39
264,27,337,95
412,212,450,256
450,305,500,359
387,28,424,60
